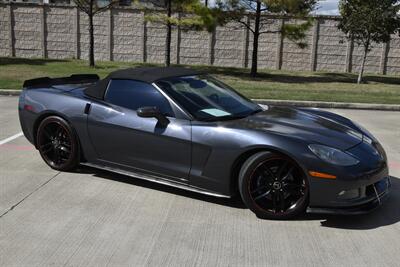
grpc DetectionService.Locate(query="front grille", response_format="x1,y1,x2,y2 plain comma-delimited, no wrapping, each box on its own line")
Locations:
366,184,375,197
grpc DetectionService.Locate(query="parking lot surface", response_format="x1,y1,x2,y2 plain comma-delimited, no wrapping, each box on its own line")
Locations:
1,96,399,267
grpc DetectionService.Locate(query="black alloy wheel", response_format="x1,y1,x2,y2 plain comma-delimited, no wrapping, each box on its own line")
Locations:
239,151,309,219
37,116,80,171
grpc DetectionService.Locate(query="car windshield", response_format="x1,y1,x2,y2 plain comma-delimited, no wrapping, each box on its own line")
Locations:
155,75,262,121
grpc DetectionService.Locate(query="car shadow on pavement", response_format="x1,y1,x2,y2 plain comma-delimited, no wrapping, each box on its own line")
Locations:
76,166,247,209
298,176,400,230
77,166,399,229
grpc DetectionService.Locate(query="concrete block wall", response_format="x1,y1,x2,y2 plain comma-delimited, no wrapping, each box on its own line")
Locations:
112,9,143,62
214,22,243,67
79,10,109,61
12,5,42,58
0,3,399,75
258,29,279,70
316,18,347,72
387,36,400,74
352,42,383,74
179,29,209,65
281,19,313,71
246,18,280,70
46,6,75,59
146,21,166,64
0,5,9,57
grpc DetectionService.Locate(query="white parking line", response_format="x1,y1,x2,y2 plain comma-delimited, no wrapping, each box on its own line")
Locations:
0,132,23,145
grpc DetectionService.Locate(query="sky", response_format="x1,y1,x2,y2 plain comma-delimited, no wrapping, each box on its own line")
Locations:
316,0,340,15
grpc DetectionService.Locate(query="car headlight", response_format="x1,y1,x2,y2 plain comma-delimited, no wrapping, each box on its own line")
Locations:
308,144,359,166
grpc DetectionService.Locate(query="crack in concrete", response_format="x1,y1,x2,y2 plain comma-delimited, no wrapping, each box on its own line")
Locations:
0,172,61,218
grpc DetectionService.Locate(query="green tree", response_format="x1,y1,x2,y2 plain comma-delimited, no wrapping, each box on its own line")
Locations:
218,0,317,77
338,0,400,84
144,0,219,66
73,0,119,67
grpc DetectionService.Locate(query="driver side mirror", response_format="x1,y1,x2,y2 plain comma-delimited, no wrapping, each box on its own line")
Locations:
137,106,169,126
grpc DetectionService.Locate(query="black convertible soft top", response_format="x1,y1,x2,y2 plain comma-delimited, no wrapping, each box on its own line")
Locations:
84,67,203,99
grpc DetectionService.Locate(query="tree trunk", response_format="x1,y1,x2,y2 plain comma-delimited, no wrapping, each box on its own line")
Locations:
250,1,261,77
88,8,95,67
165,0,172,67
358,43,369,84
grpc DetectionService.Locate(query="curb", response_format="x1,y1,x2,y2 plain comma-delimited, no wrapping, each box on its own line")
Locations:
0,89,20,96
254,99,400,111
1,90,399,111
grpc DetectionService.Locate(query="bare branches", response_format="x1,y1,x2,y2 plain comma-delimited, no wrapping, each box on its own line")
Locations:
74,0,91,14
72,0,119,15
235,17,255,33
94,1,119,15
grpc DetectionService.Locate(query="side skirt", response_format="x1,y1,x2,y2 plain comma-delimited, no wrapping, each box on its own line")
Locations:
80,162,231,199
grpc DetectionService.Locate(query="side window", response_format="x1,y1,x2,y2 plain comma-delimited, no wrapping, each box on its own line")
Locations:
105,79,174,116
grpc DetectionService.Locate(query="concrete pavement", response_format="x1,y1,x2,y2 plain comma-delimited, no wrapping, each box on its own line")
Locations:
0,96,399,267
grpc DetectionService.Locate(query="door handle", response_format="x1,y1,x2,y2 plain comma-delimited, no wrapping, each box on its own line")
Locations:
84,103,91,114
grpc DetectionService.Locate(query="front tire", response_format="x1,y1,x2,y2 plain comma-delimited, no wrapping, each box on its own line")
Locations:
239,151,309,220
36,116,80,171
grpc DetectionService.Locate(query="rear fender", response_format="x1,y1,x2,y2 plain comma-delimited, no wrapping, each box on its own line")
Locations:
19,89,97,161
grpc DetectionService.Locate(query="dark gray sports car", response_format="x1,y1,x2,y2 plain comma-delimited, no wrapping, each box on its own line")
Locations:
18,67,390,219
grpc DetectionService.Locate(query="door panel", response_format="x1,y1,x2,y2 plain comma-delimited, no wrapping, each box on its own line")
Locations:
87,102,192,181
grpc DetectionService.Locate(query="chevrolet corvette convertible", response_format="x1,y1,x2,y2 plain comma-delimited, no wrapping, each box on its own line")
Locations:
18,67,390,219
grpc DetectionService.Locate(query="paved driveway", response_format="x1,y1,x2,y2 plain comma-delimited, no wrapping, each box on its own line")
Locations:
1,96,399,267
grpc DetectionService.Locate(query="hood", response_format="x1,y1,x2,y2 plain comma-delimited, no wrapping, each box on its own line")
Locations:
221,106,363,150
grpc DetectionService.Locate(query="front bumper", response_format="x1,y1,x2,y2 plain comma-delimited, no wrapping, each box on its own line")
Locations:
307,176,391,215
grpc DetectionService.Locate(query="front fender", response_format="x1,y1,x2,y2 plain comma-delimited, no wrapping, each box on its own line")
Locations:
189,123,314,196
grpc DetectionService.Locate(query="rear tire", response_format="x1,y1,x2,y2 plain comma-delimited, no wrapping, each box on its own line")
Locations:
239,151,309,220
36,116,80,171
